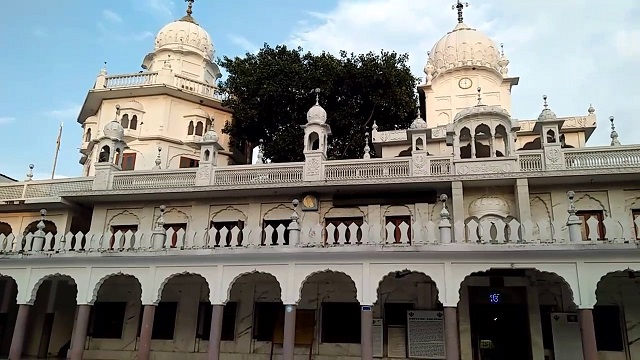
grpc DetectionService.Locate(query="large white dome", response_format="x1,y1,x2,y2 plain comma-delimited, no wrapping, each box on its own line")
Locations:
154,14,214,61
426,22,503,80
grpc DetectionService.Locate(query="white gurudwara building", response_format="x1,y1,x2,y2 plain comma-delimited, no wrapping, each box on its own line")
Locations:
0,2,639,360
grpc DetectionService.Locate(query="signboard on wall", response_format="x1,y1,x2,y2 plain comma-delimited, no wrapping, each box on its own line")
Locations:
373,318,383,357
406,310,446,359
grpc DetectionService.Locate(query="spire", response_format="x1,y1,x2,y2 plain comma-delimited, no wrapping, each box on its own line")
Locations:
363,132,371,159
313,87,321,105
476,87,483,106
610,116,621,146
153,147,162,170
452,1,469,23
180,0,198,24
543,95,549,109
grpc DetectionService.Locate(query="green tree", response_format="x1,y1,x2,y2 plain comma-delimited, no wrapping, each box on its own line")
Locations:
218,44,418,163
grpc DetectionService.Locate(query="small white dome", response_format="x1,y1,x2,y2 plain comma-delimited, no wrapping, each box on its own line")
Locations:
427,22,502,80
538,96,557,122
202,129,219,143
155,17,213,61
120,100,144,112
189,108,210,119
469,196,510,218
409,117,427,129
307,103,327,124
454,104,511,123
103,121,124,141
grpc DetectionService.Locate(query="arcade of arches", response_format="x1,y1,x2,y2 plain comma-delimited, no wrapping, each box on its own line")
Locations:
0,265,637,360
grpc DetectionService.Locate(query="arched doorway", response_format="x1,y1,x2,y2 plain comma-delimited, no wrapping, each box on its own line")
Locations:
375,271,442,358
26,275,77,358
0,277,18,356
594,270,640,357
459,269,576,360
299,271,359,356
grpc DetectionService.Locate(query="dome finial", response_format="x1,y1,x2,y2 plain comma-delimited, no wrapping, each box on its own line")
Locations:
313,88,321,105
452,1,469,23
543,95,549,109
477,87,483,106
610,116,621,146
185,0,194,17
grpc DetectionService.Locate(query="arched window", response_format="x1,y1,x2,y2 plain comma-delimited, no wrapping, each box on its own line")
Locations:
415,137,424,151
130,115,138,130
120,114,129,128
195,121,204,136
188,121,195,135
84,128,92,142
546,129,556,143
114,148,122,165
204,149,210,161
308,132,320,151
0,222,11,236
98,145,111,162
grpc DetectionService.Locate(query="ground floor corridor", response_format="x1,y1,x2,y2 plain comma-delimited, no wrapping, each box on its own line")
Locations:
0,259,637,360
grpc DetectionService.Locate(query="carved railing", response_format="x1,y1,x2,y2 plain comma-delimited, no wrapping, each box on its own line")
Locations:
518,151,544,172
2,213,636,256
112,170,197,190
324,158,411,181
564,146,640,170
174,75,227,102
0,178,94,201
213,163,303,185
104,72,158,88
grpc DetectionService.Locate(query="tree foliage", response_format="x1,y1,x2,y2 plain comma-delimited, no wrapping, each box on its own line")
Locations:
218,44,419,163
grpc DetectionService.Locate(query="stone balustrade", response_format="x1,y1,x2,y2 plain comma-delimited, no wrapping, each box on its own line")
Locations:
97,71,228,102
2,145,640,201
1,196,638,256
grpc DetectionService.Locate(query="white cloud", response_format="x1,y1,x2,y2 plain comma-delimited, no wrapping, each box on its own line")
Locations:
142,0,175,19
228,34,259,53
0,117,16,125
102,9,123,23
45,105,81,121
288,0,640,146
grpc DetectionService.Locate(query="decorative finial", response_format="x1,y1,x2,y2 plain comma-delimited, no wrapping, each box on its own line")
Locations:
588,104,595,114
363,132,371,159
610,116,621,146
543,95,549,109
567,191,576,216
313,88,321,105
100,61,108,75
114,104,121,121
185,0,194,16
452,1,469,24
154,147,162,169
476,87,482,105
36,209,47,233
439,194,450,220
26,164,34,181
500,43,504,57
291,199,300,222
372,120,378,132
156,205,166,230
256,140,265,164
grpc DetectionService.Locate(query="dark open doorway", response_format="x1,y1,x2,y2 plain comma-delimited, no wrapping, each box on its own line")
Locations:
469,286,532,360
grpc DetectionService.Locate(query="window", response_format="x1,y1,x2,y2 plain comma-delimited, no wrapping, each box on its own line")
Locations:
211,221,245,246
195,121,204,136
593,305,624,352
253,302,284,341
321,302,360,344
121,153,136,171
197,302,238,341
325,217,364,244
385,216,411,244
164,223,187,248
84,128,92,142
188,121,195,135
633,210,640,240
120,114,129,128
179,157,200,168
262,219,290,245
90,302,127,339
152,302,178,340
130,115,138,130
576,211,604,240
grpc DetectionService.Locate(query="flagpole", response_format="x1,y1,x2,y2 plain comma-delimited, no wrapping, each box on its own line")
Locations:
51,122,63,179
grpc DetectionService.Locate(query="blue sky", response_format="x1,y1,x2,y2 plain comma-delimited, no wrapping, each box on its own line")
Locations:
1,0,639,180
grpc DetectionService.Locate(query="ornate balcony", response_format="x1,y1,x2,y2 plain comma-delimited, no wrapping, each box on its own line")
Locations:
2,145,640,202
